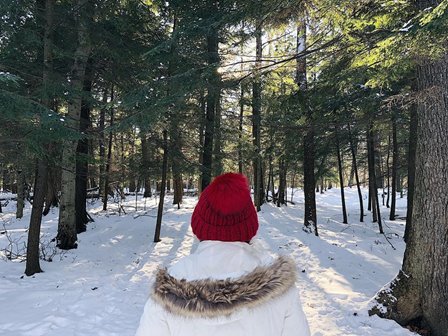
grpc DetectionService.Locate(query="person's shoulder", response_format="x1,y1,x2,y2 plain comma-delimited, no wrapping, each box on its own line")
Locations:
166,254,197,280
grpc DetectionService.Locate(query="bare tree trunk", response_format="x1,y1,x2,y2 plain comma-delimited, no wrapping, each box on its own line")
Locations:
297,16,317,235
348,138,357,188
213,93,223,177
57,0,91,250
154,130,168,243
389,114,398,220
335,128,348,224
16,166,25,219
348,123,364,222
386,133,391,208
75,58,92,234
404,103,417,242
252,20,263,212
141,133,152,198
25,0,53,275
201,22,219,191
266,155,273,202
370,32,448,335
367,124,378,223
128,132,136,193
277,158,286,207
99,90,107,200
25,159,47,276
102,103,114,211
238,84,244,174
368,123,383,233
198,90,206,193
43,141,59,216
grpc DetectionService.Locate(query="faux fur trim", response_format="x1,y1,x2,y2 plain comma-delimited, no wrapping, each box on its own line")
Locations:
152,256,297,318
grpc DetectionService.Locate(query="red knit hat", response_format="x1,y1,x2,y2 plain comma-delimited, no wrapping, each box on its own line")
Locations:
191,173,259,242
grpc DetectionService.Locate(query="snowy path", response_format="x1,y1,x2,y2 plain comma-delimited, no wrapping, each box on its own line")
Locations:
0,189,415,335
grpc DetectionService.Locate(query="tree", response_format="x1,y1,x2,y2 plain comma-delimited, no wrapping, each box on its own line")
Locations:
298,13,317,236
252,20,263,211
25,0,54,276
389,112,398,220
370,1,448,333
57,0,92,250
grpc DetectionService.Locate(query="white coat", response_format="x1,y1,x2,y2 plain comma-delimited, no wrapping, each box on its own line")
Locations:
135,239,311,336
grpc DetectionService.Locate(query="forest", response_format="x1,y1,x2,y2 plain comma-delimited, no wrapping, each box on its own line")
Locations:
0,0,447,335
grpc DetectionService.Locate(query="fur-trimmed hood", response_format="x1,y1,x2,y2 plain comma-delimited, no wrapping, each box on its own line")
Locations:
152,256,297,318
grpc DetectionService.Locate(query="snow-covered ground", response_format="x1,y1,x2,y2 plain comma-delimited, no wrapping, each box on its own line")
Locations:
0,188,415,336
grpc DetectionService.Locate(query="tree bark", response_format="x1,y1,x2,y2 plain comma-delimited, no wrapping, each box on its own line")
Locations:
102,102,114,211
238,84,244,174
140,133,152,198
367,124,376,221
252,21,263,212
201,22,219,191
335,128,348,224
370,41,448,336
386,133,391,208
297,16,317,235
348,123,364,222
99,89,107,199
277,158,286,207
389,114,398,220
404,103,418,242
25,0,53,275
75,58,92,234
154,130,168,243
57,0,91,250
25,159,47,276
213,93,223,177
16,167,25,219
198,90,206,193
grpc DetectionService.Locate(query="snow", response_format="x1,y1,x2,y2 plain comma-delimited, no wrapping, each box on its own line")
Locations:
0,188,416,336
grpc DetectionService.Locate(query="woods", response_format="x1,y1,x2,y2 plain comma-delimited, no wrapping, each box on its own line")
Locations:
1,0,447,335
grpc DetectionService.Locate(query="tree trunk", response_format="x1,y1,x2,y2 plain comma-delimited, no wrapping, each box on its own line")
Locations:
404,103,418,242
335,129,348,224
201,23,219,191
348,138,357,188
386,133,391,208
25,0,53,275
57,0,91,250
154,130,168,243
370,38,448,336
173,169,183,209
128,133,136,193
252,21,263,212
266,155,273,202
348,123,364,222
297,16,317,235
277,158,286,207
140,133,152,198
367,124,377,222
99,89,107,199
25,159,47,275
75,58,92,234
238,84,244,174
389,114,398,220
198,90,206,193
43,143,59,216
213,93,223,177
102,103,114,211
16,167,25,219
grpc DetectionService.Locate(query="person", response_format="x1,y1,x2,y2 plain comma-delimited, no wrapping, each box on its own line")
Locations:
135,173,311,336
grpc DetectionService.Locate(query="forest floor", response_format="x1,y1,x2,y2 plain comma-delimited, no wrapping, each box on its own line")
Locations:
0,187,416,336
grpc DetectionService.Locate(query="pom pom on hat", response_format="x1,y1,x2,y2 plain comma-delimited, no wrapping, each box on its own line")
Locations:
191,173,259,242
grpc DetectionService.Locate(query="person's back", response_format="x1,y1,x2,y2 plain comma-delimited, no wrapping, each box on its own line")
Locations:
135,173,311,336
